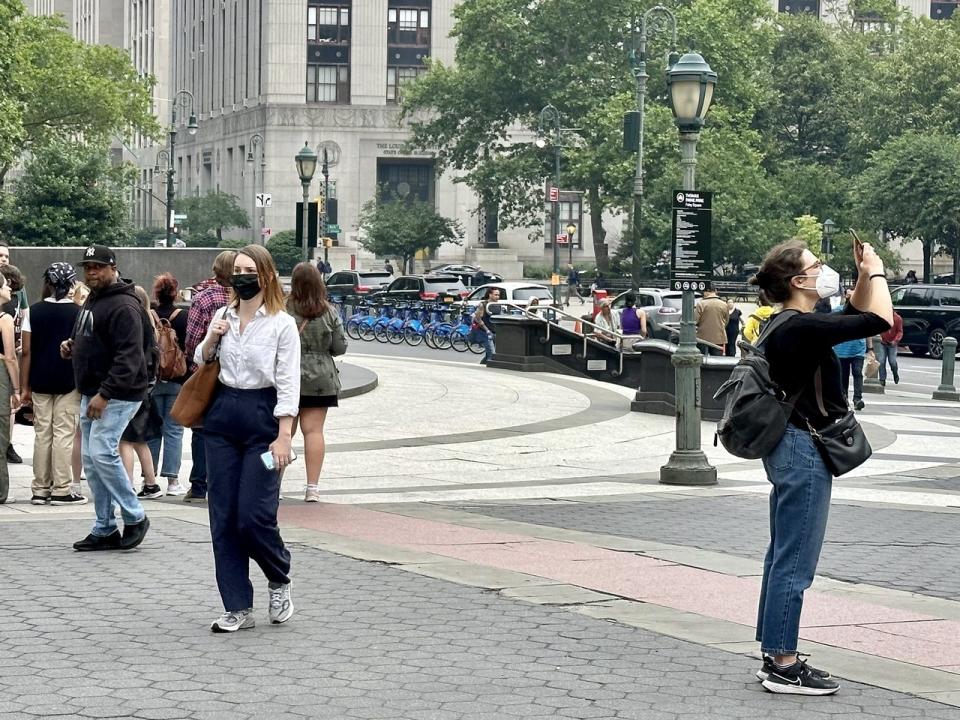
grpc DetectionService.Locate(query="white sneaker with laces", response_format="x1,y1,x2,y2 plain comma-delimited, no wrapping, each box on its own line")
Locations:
165,482,187,496
304,486,321,503
70,483,82,496
268,582,294,624
210,609,255,633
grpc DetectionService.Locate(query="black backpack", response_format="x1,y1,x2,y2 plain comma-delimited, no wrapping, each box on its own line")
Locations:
713,310,800,459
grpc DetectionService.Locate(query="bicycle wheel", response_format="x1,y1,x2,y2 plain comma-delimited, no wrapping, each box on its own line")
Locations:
423,328,437,349
387,325,405,344
404,327,425,347
345,320,362,340
373,324,390,343
358,321,376,341
468,335,486,354
449,329,470,352
431,327,453,350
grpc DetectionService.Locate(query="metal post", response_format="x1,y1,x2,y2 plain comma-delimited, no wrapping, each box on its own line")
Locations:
631,38,647,291
260,152,266,244
551,142,561,306
322,149,330,267
863,335,885,395
301,182,310,262
660,130,717,486
166,127,176,248
933,337,959,401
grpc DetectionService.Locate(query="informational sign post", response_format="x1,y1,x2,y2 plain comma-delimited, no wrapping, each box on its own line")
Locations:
669,190,713,292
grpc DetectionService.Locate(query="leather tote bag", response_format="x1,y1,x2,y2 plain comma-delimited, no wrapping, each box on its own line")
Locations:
170,309,226,428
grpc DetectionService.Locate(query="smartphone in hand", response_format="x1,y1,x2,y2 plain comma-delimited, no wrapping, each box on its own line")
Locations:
849,228,865,264
260,449,298,470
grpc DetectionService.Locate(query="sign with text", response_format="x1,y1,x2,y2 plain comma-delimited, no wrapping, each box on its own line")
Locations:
548,186,559,203
556,233,569,244
670,190,713,292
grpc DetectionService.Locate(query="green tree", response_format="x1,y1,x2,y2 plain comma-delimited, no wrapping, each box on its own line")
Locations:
0,14,159,186
266,231,300,274
0,0,26,173
853,133,960,283
357,196,462,274
174,191,250,242
0,141,133,246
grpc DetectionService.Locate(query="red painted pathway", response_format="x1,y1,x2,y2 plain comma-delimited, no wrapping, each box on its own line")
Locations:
280,503,960,672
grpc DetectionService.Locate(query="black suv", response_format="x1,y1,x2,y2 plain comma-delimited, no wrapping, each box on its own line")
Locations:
891,284,960,359
325,270,394,298
370,275,468,304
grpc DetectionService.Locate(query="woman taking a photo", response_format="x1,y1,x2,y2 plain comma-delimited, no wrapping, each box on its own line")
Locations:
196,245,301,633
286,262,347,503
750,238,891,695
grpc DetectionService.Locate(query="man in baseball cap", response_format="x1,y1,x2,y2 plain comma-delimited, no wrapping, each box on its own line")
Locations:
64,244,154,551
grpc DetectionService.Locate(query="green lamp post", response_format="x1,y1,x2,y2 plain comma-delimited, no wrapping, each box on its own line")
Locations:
295,142,318,262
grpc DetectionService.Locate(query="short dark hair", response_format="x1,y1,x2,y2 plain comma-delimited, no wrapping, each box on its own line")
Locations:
624,292,637,307
0,264,24,292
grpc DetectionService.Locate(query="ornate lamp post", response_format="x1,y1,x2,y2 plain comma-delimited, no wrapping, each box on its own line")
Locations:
164,91,198,248
629,5,679,291
566,222,577,265
247,133,265,244
658,50,718,487
295,142,318,262
821,218,836,262
537,104,563,305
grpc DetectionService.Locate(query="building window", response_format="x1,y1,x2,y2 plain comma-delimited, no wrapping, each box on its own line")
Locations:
308,4,350,43
388,7,430,45
931,2,960,20
308,64,350,103
777,0,819,13
386,66,425,103
377,160,433,204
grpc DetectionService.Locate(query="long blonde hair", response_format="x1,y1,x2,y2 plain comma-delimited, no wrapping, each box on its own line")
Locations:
232,245,285,314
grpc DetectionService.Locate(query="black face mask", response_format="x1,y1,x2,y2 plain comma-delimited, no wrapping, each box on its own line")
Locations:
230,273,261,301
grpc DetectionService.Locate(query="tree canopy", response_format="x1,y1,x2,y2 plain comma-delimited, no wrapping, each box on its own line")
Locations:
174,191,250,242
357,195,462,273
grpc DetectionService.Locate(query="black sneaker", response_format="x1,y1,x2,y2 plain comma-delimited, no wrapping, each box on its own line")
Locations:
182,492,207,503
50,494,88,506
137,485,164,499
120,516,150,550
756,654,832,682
6,444,22,464
31,495,50,506
761,659,839,695
854,400,865,411
73,531,123,552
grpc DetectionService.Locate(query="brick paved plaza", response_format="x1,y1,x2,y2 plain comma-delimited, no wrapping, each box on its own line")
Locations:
2,355,960,719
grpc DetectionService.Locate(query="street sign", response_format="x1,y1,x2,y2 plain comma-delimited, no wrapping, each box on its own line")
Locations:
556,233,569,244
669,190,713,292
255,193,272,208
173,213,188,222
326,224,341,234
261,227,272,238
548,186,559,203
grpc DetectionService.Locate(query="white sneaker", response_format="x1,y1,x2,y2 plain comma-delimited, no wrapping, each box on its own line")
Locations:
210,609,255,633
70,483,82,496
304,486,321,503
165,482,187,496
268,582,294,624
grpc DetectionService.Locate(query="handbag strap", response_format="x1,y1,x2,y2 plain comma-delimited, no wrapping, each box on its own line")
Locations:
298,318,309,335
205,307,229,362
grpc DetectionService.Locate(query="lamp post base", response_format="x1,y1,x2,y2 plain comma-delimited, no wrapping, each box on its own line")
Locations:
659,450,718,485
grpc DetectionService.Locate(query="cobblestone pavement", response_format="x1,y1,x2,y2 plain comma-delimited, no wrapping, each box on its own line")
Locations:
444,495,960,602
3,517,960,720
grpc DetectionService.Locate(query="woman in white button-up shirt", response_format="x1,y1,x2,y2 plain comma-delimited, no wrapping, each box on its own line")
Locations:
195,245,301,633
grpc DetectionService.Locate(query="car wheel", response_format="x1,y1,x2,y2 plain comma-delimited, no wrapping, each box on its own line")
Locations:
909,345,929,357
929,328,946,359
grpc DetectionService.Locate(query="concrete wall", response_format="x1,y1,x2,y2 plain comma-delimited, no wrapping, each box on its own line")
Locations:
7,248,223,304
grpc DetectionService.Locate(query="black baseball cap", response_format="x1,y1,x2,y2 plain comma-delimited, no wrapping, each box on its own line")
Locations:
78,244,116,266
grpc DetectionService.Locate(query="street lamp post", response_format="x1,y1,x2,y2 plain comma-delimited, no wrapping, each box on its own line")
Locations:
247,133,265,244
659,50,718,487
295,142,318,263
321,146,331,267
164,91,198,248
566,223,577,265
538,105,563,305
822,218,836,262
629,6,679,291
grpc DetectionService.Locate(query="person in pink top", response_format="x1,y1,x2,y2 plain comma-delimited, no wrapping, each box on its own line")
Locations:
876,311,902,386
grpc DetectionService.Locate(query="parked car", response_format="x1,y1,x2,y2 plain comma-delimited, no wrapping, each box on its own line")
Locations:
431,264,504,286
325,270,394,298
369,275,468,304
890,283,960,359
464,282,557,309
608,288,700,342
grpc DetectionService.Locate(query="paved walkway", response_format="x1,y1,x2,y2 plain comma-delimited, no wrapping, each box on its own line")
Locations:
3,353,960,717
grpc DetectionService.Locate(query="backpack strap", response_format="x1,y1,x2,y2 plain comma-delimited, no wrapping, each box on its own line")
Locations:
169,308,182,321
754,309,800,350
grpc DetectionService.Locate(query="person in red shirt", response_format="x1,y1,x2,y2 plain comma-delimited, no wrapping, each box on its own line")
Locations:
876,311,903,385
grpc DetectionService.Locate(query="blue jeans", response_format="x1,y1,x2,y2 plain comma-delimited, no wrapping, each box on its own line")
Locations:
479,331,495,364
839,355,864,403
757,424,833,655
80,395,145,537
876,342,899,383
146,381,184,479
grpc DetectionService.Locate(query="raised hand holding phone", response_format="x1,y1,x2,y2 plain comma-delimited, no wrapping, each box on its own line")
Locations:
850,228,865,267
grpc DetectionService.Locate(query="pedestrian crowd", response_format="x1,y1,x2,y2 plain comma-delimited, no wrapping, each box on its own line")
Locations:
0,242,347,632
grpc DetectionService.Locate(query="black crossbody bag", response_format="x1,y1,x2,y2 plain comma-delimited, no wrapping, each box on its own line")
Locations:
802,368,872,476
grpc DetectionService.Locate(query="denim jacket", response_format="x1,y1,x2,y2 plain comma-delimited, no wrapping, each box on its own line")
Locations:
288,307,347,397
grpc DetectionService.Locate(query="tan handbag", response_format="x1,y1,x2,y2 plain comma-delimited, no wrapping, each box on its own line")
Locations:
171,309,226,428
864,354,880,379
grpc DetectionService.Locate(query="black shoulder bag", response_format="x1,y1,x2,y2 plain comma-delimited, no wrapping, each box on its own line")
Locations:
803,369,872,477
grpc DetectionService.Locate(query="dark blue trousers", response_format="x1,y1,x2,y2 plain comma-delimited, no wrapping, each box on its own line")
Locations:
204,386,290,612
188,427,208,497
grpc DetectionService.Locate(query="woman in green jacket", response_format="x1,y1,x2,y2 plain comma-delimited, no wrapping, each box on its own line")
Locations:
287,263,347,502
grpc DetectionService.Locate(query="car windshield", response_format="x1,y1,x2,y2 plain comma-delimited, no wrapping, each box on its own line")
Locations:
425,278,465,292
513,288,553,302
358,272,392,281
661,294,684,310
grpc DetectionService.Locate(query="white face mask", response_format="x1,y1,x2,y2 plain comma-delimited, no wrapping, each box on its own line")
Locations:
797,264,840,299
